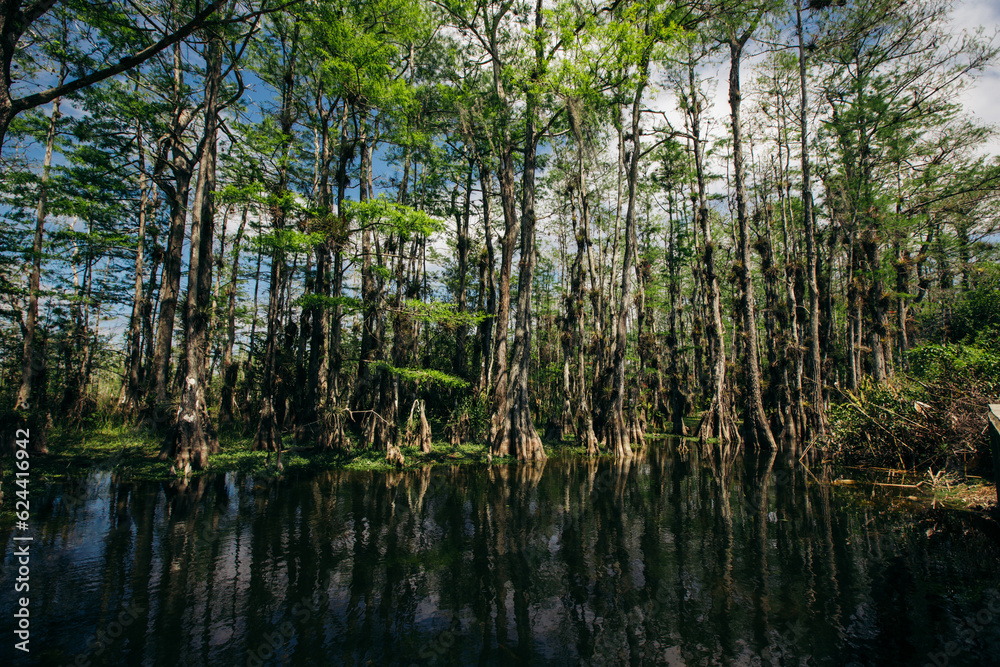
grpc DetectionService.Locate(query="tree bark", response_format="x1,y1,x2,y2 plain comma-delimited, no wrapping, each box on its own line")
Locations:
666,198,687,437
729,35,777,451
689,58,736,450
352,109,379,422
148,40,200,425
120,111,150,417
15,88,60,413
492,0,546,462
475,164,496,396
796,0,827,438
571,187,599,456
605,43,651,460
298,90,336,446
160,33,224,474
487,145,519,456
253,21,300,460
219,207,248,425
454,160,473,380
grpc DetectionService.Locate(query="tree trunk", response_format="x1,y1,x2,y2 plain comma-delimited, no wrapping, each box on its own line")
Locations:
454,160,473,380
298,93,336,446
754,225,783,436
729,36,776,451
777,171,805,446
689,59,736,450
475,165,496,396
796,0,826,439
863,227,889,382
353,109,378,421
15,89,60,414
573,190,599,456
605,45,650,460
160,34,223,474
10,82,60,453
666,199,687,437
148,42,199,426
219,207,248,425
120,113,150,417
488,145,519,455
566,100,599,455
320,99,352,451
895,237,911,368
62,232,94,421
253,23,300,459
141,224,160,394
492,0,546,462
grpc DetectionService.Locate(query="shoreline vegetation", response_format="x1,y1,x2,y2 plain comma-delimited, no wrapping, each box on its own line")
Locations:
1,0,998,528
3,415,994,521
3,4,1000,663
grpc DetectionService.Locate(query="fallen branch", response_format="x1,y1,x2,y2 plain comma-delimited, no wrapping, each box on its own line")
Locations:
828,479,926,489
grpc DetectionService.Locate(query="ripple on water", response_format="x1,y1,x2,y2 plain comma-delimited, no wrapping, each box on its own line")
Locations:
4,449,1000,667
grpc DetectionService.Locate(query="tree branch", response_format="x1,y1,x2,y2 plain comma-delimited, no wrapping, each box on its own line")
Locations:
12,0,229,114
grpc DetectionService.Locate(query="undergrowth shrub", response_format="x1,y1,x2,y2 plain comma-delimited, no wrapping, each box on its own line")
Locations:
446,391,488,445
830,340,999,470
831,267,1000,470
908,336,1000,394
948,264,1000,342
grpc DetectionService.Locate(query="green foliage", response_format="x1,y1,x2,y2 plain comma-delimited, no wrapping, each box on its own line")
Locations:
295,0,424,112
907,341,1000,394
830,339,998,470
345,198,443,237
829,379,938,468
251,228,324,254
217,182,269,206
294,294,363,314
403,299,487,328
949,263,1000,342
371,361,469,389
449,391,489,443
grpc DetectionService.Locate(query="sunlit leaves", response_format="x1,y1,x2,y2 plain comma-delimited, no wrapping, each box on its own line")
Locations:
402,298,487,327
345,197,443,237
294,0,423,113
372,360,470,388
251,228,324,253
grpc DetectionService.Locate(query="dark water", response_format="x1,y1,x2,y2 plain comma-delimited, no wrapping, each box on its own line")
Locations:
3,445,1000,666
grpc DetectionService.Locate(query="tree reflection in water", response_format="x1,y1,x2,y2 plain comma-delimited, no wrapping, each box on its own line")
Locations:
2,443,999,666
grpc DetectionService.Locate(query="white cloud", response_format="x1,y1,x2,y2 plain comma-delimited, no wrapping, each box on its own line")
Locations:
950,0,1000,153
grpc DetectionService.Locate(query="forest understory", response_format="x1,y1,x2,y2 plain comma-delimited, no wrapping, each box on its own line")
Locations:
0,0,998,497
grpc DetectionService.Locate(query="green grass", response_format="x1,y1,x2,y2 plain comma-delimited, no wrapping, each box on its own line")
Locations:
31,423,170,481
3,422,619,484
0,408,701,493
926,477,998,511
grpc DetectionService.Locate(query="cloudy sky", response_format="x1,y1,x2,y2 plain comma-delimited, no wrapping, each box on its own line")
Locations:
952,0,1000,153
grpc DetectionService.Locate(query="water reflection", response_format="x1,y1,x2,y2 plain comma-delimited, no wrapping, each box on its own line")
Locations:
2,443,1000,666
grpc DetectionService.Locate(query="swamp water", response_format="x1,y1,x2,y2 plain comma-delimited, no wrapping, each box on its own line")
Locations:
2,445,1000,666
